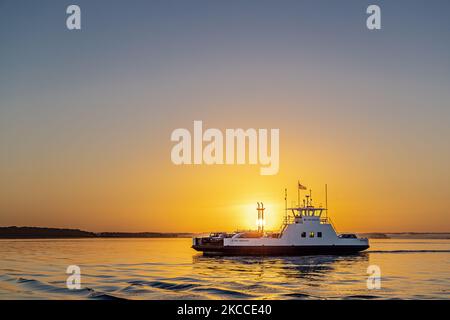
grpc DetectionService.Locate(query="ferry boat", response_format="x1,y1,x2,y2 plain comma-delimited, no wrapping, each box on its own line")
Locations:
192,184,369,255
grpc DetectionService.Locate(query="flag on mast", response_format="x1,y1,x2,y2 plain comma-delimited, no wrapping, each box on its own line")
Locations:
298,181,307,190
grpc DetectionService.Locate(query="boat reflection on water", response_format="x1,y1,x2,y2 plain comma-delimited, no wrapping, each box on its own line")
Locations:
191,253,373,299
192,253,369,285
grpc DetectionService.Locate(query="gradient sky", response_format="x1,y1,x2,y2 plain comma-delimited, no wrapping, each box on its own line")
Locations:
1,0,449,232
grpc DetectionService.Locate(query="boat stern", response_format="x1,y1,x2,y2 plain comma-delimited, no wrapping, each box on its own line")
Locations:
192,233,227,253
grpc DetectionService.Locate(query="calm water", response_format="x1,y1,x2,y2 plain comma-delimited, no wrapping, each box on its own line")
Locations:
0,238,449,299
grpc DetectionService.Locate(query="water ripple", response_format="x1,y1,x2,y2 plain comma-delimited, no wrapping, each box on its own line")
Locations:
1,238,449,299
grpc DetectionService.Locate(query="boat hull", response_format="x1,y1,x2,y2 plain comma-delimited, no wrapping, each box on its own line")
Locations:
192,244,369,256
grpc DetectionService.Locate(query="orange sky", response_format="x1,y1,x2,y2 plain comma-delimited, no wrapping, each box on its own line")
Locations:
2,126,449,233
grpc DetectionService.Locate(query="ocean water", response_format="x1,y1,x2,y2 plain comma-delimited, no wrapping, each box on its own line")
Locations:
0,238,449,300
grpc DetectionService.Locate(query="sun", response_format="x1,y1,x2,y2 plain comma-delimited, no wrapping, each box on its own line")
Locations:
235,202,283,232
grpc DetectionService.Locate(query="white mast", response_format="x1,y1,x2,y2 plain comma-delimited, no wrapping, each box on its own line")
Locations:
284,188,287,225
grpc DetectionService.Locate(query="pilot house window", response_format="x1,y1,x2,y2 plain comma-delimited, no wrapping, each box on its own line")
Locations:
318,232,322,238
301,232,306,238
309,232,315,238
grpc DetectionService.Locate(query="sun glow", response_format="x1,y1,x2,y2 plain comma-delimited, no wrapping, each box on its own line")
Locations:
236,202,283,232
256,219,265,227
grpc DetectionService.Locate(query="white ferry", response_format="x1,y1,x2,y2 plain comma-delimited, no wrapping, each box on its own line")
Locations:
192,184,369,255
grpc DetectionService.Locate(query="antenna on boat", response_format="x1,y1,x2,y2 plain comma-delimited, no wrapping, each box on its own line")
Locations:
284,188,288,225
257,202,259,232
257,202,261,233
325,184,328,218
261,202,264,233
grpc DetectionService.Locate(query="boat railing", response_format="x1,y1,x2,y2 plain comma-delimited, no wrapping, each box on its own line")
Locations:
283,215,295,225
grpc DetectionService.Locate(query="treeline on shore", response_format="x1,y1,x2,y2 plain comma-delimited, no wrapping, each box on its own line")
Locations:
0,226,193,239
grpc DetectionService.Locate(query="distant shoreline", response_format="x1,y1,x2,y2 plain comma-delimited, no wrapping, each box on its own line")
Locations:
357,232,450,240
0,226,449,240
0,226,193,239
